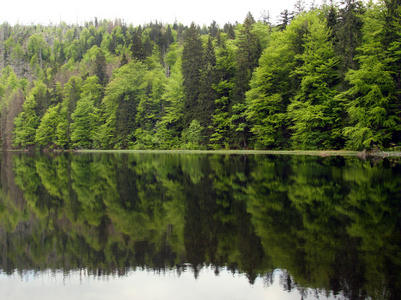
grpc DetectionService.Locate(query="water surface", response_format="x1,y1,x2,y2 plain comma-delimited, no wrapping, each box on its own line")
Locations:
0,152,400,299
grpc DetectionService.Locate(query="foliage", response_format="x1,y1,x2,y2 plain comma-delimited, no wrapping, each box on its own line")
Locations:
1,3,401,150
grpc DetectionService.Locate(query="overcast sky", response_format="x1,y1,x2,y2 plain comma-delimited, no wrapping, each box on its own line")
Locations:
0,0,315,27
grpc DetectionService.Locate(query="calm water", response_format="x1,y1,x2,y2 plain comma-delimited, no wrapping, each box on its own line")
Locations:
0,152,400,300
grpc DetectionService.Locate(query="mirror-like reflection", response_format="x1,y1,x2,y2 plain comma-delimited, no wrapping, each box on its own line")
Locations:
0,152,400,299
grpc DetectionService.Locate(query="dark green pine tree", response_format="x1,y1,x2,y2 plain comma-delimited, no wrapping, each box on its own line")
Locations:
382,0,401,144
209,20,219,38
233,13,261,104
209,35,236,149
325,0,339,40
223,23,236,39
143,36,153,58
119,52,129,67
196,36,217,143
277,9,293,31
31,81,49,119
334,0,365,83
93,49,109,86
163,25,174,48
231,12,261,149
182,22,204,127
131,30,146,61
109,33,117,55
116,93,138,149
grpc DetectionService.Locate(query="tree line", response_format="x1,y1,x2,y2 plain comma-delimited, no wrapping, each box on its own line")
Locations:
0,0,400,150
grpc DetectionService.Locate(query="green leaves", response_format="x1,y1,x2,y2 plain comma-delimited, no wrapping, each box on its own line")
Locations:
3,5,401,151
35,104,62,148
70,95,99,149
339,2,399,150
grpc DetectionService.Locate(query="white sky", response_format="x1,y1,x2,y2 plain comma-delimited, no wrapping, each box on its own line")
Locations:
0,0,315,27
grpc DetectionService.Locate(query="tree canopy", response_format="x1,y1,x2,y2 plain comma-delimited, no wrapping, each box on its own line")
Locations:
1,1,401,150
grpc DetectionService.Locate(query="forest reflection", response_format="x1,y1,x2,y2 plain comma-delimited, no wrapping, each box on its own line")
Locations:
0,152,400,299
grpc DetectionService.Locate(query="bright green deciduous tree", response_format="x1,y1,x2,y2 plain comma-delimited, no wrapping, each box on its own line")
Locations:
100,60,148,149
182,119,204,150
340,2,398,150
70,95,99,149
13,94,39,148
81,75,103,107
287,11,340,150
158,58,185,149
245,14,302,149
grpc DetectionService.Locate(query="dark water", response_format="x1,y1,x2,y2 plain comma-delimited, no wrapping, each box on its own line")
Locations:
0,152,400,300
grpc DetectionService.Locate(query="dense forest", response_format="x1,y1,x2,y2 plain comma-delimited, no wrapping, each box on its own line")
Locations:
0,0,400,150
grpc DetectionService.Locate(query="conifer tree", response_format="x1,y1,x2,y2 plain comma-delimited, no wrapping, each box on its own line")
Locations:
231,12,261,148
131,30,146,61
383,0,401,141
196,36,217,143
182,22,203,127
335,0,365,82
93,49,109,86
277,10,293,31
209,35,236,149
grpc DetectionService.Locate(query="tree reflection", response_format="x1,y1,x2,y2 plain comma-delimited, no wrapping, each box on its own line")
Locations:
0,152,400,299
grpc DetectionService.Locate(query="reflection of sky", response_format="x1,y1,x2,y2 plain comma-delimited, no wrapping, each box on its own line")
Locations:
0,268,339,300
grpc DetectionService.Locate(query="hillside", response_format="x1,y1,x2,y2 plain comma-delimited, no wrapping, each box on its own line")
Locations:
0,1,400,151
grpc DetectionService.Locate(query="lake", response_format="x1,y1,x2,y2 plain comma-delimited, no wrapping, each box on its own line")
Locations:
0,151,400,299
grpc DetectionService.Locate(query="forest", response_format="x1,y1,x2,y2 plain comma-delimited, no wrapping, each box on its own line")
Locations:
0,0,400,151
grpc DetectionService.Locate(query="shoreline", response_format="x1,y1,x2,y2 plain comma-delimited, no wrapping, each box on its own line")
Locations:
3,149,401,157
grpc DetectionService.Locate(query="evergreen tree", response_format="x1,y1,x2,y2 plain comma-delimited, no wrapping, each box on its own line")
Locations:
30,81,49,119
131,30,146,61
196,36,217,143
231,12,261,148
209,36,236,149
277,9,293,31
182,22,203,127
93,48,109,86
383,0,401,144
335,0,365,82
119,52,129,67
